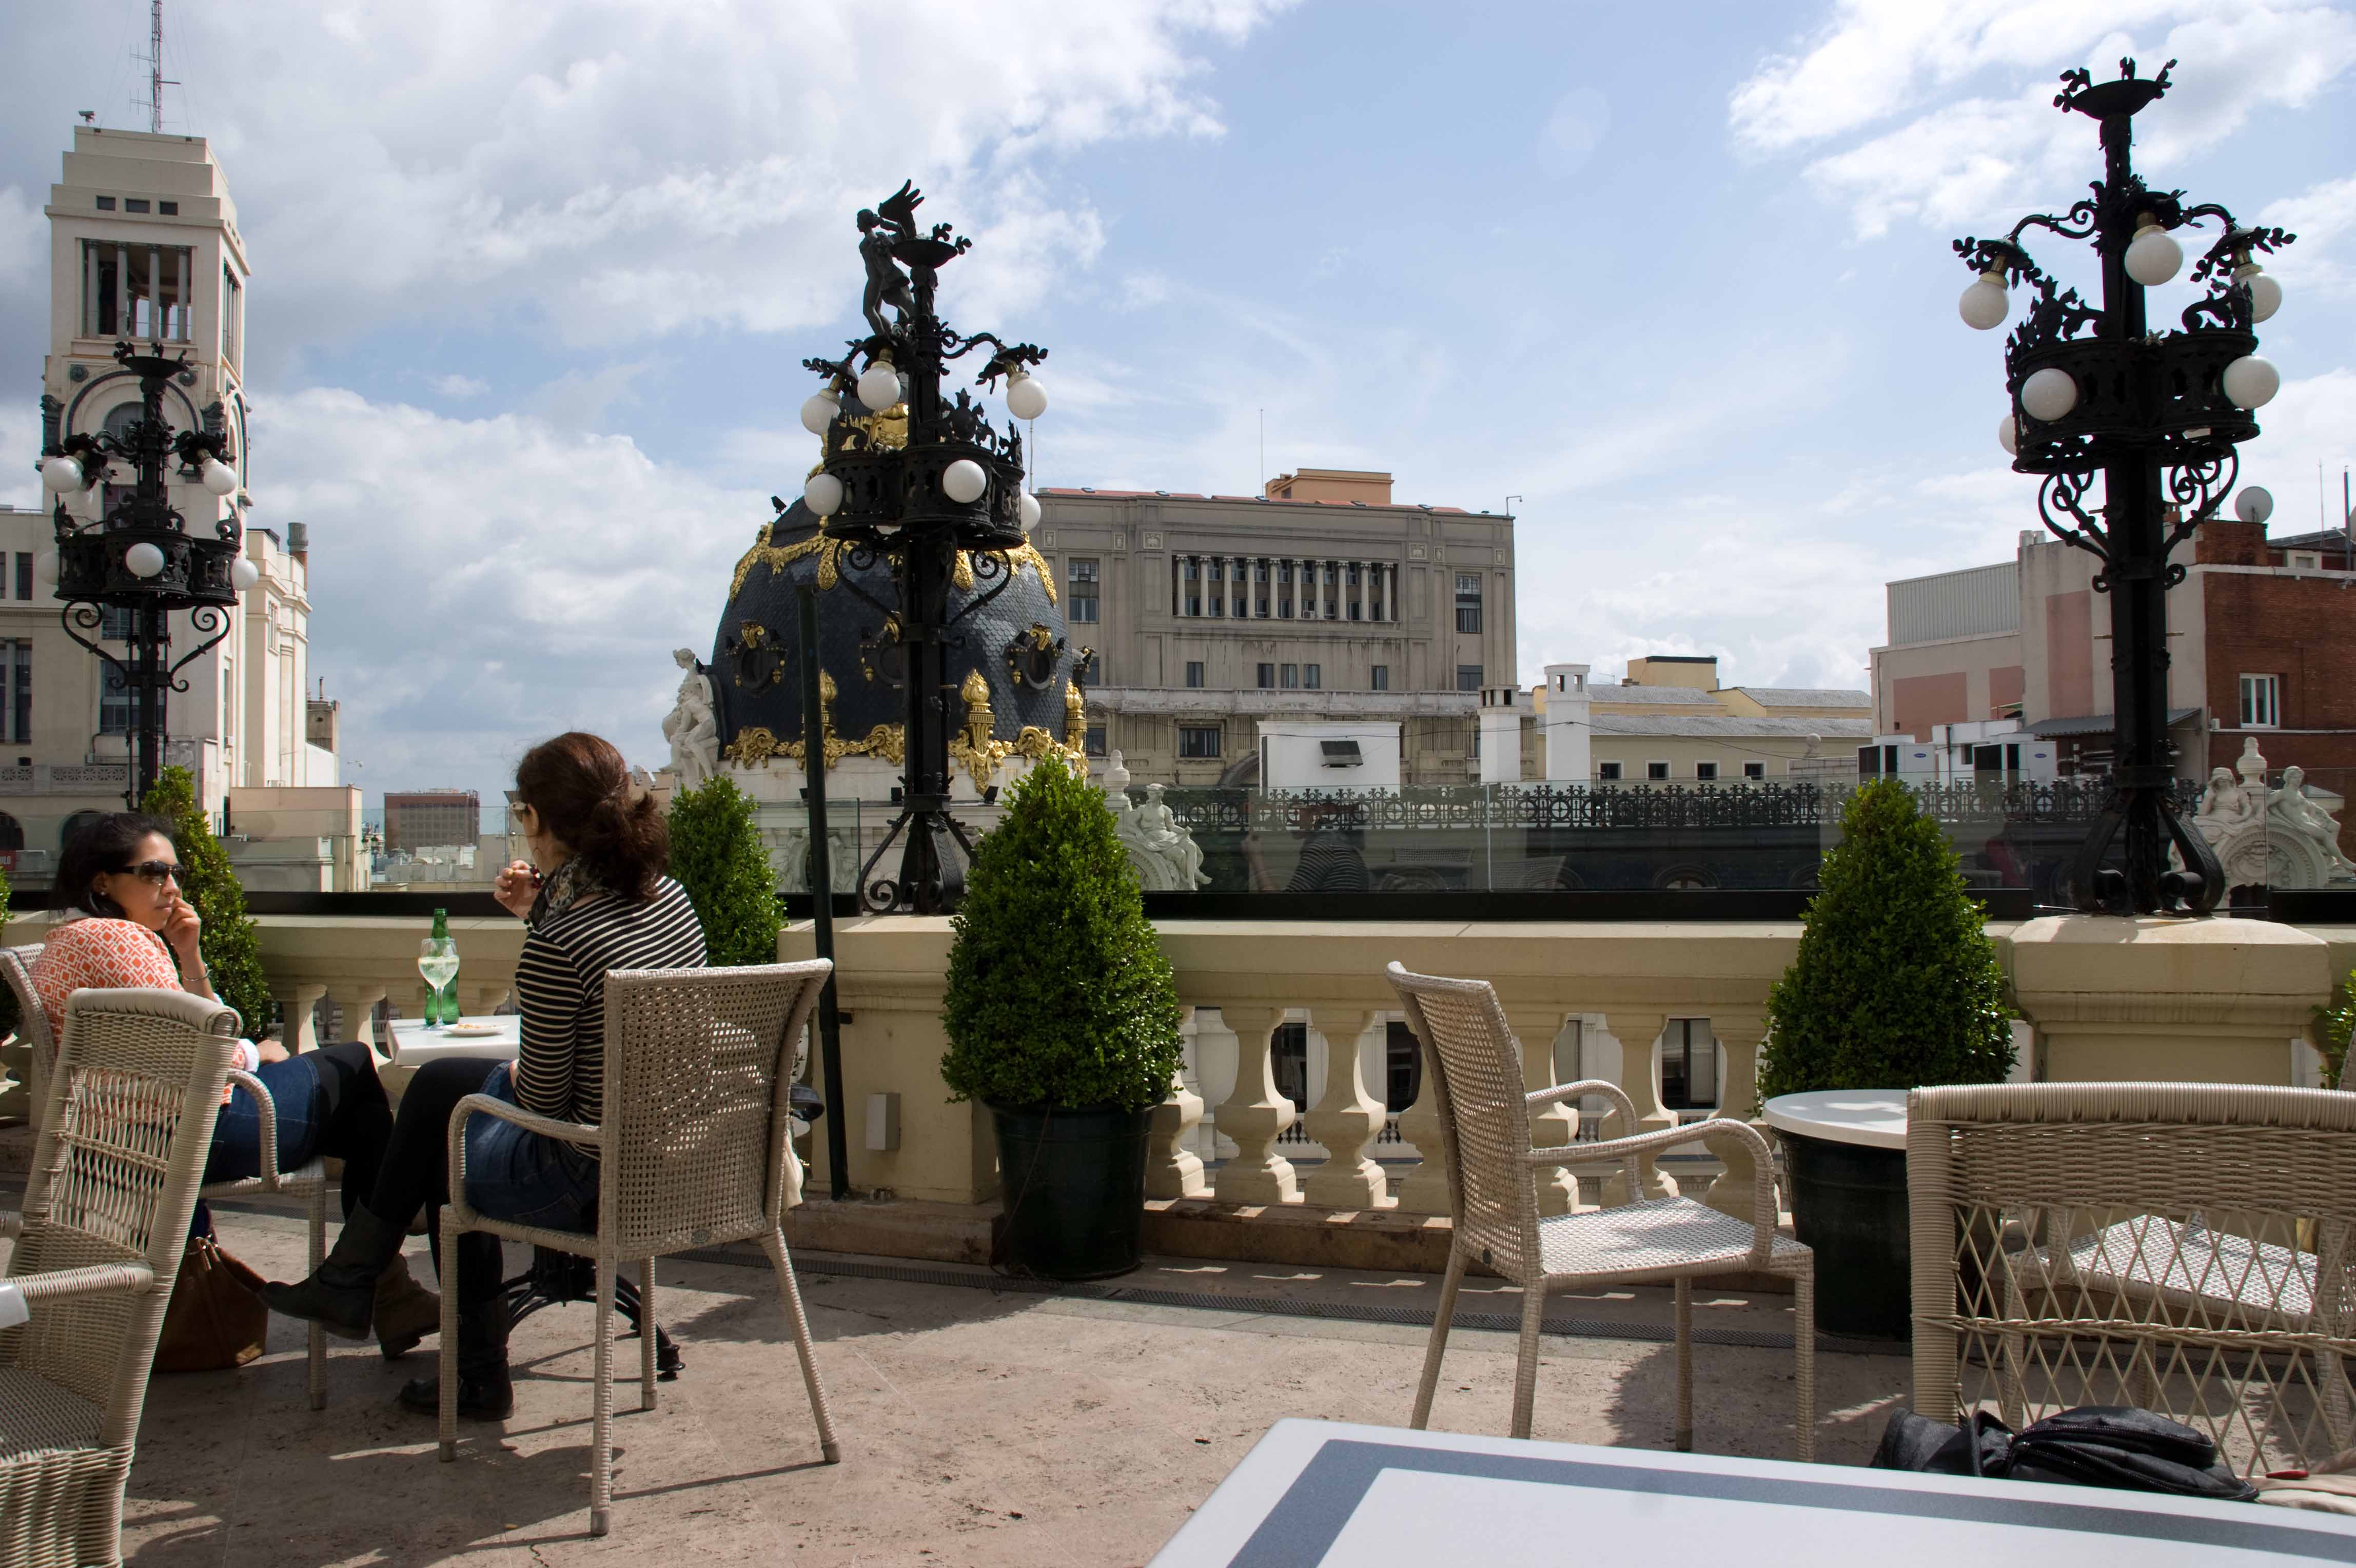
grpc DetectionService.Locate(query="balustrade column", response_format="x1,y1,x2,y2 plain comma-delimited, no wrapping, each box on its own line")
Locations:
277,982,328,1052
1389,1021,1451,1215
329,983,389,1057
1700,1014,1769,1222
1211,1005,1298,1204
1302,1006,1388,1209
1597,1008,1678,1204
1146,1053,1211,1200
1507,1008,1579,1217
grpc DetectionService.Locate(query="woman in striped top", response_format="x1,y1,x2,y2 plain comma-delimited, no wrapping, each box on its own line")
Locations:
265,733,705,1420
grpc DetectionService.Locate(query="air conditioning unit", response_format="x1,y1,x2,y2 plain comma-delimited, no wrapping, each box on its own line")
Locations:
1320,740,1363,768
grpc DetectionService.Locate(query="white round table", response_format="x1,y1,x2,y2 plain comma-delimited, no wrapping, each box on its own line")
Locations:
1760,1089,1908,1150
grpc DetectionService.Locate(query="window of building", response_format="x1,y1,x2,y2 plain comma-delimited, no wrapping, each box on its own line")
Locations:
1597,761,1623,782
124,199,149,213
100,667,132,735
1085,723,1107,758
0,641,28,745
13,553,29,601
1185,660,1205,689
1179,726,1222,758
1304,664,1321,690
1370,665,1389,692
1257,663,1275,690
1187,593,1201,616
1694,761,1718,781
1646,760,1670,781
0,813,22,852
1281,664,1299,690
1456,573,1482,634
100,605,134,641
1456,664,1483,692
2240,673,2281,728
1743,761,1765,780
1660,1019,1717,1111
94,196,115,210
222,265,241,362
158,201,178,215
81,240,194,340
1067,558,1099,623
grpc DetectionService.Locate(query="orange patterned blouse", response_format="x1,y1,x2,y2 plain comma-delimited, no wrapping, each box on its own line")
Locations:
27,917,259,1091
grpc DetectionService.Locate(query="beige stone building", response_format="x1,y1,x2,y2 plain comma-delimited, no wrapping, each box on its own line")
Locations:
1553,655,1871,784
1042,469,1516,786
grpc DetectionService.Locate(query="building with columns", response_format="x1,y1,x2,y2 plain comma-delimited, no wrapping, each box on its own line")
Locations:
0,124,345,889
1038,469,1517,786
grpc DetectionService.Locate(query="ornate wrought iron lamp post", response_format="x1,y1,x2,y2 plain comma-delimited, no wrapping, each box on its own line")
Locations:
38,340,256,809
1954,59,2292,916
795,182,1051,913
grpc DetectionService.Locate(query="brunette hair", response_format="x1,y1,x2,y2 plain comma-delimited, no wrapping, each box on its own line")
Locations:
54,811,178,919
514,732,667,901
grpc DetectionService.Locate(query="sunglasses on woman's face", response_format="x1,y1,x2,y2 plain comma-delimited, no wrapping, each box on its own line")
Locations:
117,860,187,887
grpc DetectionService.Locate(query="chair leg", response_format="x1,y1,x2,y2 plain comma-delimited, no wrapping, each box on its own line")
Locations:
761,1227,841,1463
307,1183,328,1411
592,1256,617,1537
1794,1263,1816,1464
1411,1248,1467,1431
1510,1281,1547,1441
437,1211,461,1463
1675,1278,1693,1453
638,1258,658,1413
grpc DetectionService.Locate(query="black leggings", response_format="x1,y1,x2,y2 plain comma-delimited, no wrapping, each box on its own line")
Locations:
364,1054,509,1306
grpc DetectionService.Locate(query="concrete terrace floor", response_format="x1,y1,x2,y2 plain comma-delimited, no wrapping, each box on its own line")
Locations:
3,1204,1914,1566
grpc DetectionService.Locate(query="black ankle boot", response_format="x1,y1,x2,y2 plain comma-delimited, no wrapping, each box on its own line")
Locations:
261,1205,406,1341
399,1301,513,1421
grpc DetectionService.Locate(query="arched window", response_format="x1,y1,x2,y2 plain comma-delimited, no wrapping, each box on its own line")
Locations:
102,402,144,441
0,813,23,851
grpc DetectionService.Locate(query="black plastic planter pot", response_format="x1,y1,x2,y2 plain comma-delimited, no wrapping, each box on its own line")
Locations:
1782,1130,1912,1341
990,1103,1154,1281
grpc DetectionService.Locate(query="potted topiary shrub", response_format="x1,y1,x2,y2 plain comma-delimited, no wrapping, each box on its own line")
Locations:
1756,777,2014,1339
941,752,1184,1280
669,774,784,966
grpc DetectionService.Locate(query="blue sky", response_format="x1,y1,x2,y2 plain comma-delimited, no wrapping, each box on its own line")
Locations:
3,1,2353,807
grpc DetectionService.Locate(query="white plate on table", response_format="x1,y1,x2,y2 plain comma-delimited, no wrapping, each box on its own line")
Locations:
441,1023,504,1038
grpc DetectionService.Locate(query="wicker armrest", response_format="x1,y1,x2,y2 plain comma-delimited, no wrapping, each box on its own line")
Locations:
225,1066,287,1187
445,1091,601,1191
12,1260,158,1304
1528,1078,1638,1130
1527,1116,1780,1246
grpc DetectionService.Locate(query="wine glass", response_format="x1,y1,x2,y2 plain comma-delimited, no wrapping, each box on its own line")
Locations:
418,936,460,1030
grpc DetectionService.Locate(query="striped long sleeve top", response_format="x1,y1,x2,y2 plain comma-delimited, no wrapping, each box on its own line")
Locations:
512,875,706,1132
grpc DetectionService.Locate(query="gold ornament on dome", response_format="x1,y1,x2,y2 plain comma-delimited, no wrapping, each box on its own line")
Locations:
724,670,904,770
1063,678,1090,775
948,668,1013,788
730,527,852,600
723,726,783,769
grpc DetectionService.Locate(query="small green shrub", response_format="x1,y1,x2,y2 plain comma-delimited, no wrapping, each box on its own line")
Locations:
667,774,783,966
1756,778,2015,1103
941,753,1183,1110
2312,971,2356,1089
141,766,272,1035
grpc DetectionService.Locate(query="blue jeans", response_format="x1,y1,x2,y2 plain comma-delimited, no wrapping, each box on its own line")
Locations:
461,1063,599,1235
197,1042,390,1237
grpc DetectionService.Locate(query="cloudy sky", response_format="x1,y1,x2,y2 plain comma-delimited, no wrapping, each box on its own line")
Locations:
3,0,2353,806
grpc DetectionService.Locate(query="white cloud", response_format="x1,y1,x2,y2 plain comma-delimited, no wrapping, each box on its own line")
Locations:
2262,174,2356,296
1536,88,1611,179
431,373,489,398
1732,2,2356,237
0,186,40,294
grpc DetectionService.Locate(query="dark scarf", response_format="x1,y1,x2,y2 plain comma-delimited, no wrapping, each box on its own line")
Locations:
527,855,611,928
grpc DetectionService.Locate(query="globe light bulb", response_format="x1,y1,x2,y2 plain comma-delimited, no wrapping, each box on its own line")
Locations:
2236,263,2282,325
1998,414,2018,455
124,541,165,579
804,471,845,516
856,362,902,413
1019,491,1042,532
799,388,839,437
33,551,56,586
1005,371,1048,421
1958,271,2010,330
40,454,83,493
230,557,261,591
2124,223,2184,288
941,458,987,504
2019,367,2078,422
2222,355,2280,410
2234,486,2275,525
201,458,239,496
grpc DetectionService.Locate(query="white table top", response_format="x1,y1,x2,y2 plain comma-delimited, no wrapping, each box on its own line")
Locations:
1148,1419,2356,1567
383,1014,519,1068
1762,1089,1909,1150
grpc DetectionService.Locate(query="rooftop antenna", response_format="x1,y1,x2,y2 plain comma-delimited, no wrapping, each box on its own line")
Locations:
1257,408,1265,496
138,0,178,133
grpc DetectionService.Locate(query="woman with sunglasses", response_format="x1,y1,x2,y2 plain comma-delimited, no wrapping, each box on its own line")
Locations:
31,812,441,1359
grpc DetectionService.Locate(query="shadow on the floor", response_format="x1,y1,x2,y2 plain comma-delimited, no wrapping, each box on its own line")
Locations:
1599,1339,1910,1464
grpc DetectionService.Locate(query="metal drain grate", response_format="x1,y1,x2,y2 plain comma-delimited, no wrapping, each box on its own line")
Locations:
678,1246,1906,1358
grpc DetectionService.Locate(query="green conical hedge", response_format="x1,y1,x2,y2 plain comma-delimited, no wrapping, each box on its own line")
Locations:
141,766,273,1037
941,754,1183,1110
668,774,783,967
1756,778,2014,1102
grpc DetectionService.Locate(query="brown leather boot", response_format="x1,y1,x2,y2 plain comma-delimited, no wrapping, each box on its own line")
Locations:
374,1257,442,1361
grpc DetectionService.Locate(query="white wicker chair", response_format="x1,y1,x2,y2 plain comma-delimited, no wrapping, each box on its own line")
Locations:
1386,962,1816,1458
0,987,239,1568
0,944,331,1408
438,959,842,1536
1909,1081,2356,1479
1,945,50,1128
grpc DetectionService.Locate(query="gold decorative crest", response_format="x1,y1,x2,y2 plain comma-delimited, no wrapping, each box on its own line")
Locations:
725,672,904,770
729,528,853,600
948,668,1013,788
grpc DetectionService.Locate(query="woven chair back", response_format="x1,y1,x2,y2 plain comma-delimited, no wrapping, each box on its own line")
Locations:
2,988,235,1420
1910,1081,2356,1477
1,943,52,1114
1385,964,1539,1279
597,961,830,1260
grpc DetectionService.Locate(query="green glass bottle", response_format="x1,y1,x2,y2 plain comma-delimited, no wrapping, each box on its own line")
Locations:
421,908,457,1027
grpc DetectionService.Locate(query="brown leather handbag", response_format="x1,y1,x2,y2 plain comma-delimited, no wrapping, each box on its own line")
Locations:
153,1232,269,1373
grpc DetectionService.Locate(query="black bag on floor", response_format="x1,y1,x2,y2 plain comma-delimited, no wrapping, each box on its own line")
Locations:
1872,1405,2257,1503
1871,1408,2014,1477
